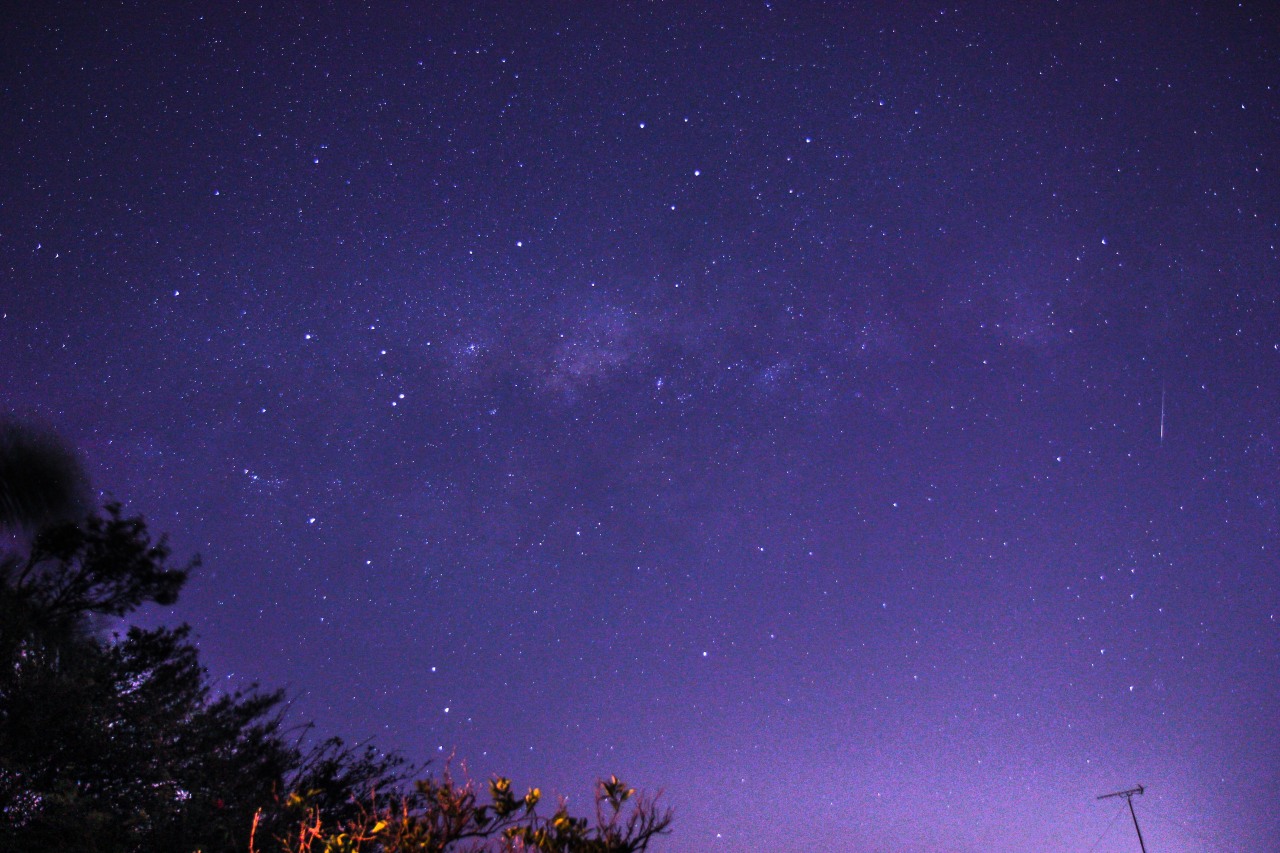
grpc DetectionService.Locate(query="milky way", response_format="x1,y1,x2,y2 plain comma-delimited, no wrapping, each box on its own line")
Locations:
4,3,1278,850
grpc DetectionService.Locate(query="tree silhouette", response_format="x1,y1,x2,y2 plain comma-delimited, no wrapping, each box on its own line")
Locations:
0,504,405,853
0,419,89,532
0,426,671,852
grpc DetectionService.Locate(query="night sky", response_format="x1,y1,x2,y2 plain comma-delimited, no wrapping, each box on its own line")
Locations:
4,2,1279,850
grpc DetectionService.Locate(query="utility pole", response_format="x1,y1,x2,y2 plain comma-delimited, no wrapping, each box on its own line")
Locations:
1097,785,1148,852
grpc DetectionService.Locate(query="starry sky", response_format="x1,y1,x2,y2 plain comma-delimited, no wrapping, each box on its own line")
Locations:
4,2,1279,850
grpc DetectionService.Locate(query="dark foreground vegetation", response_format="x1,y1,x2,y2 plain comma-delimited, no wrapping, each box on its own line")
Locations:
0,421,670,852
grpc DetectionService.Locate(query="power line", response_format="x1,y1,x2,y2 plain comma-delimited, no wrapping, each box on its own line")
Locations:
1086,801,1127,853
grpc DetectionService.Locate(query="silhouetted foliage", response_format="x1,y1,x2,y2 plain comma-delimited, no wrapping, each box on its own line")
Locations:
1,504,190,648
0,433,671,852
0,505,405,853
0,419,89,531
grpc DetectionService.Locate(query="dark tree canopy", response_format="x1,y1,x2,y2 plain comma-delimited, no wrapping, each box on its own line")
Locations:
0,505,405,853
0,424,669,852
0,419,89,532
